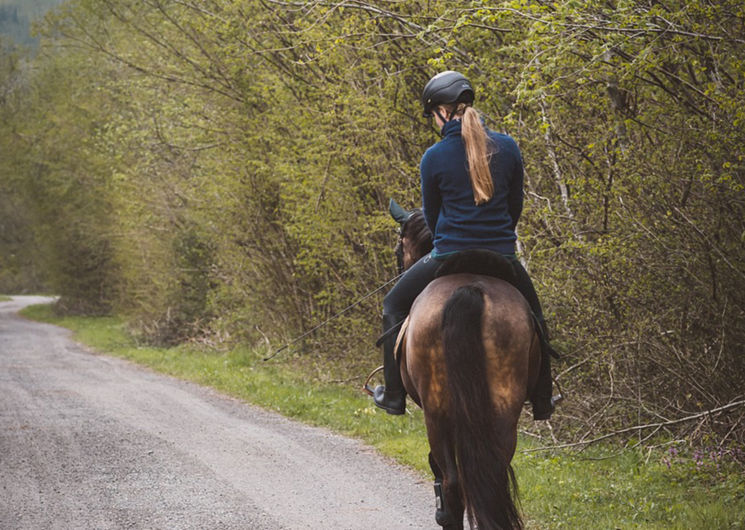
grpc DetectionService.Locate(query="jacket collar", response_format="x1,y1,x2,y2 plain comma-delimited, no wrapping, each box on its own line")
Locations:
440,118,462,137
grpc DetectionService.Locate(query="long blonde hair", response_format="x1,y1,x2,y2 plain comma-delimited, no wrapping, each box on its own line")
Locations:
442,103,494,205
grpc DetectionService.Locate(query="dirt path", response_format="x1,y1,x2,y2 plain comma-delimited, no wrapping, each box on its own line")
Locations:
0,296,435,529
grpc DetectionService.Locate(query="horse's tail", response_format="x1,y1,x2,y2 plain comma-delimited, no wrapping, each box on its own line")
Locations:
442,284,522,530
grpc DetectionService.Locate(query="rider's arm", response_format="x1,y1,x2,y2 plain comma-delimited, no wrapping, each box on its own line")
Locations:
506,139,524,231
420,148,441,233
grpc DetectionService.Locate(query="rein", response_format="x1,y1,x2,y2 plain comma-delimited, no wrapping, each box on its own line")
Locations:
263,272,404,361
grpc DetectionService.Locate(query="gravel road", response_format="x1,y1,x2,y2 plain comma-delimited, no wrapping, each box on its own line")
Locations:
0,296,435,529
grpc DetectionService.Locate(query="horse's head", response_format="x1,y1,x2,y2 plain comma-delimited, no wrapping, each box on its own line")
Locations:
389,199,433,273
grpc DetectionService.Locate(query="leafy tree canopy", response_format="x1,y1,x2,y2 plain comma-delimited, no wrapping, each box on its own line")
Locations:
2,0,743,445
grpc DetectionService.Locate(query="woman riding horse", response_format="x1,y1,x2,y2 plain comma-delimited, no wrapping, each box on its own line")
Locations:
372,70,558,421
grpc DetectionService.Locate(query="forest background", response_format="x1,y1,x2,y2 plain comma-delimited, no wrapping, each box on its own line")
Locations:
1,0,743,448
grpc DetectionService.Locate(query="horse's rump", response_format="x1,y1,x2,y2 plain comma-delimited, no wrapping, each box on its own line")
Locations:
404,273,538,411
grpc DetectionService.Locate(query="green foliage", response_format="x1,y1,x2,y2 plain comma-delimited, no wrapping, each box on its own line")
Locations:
3,0,744,444
4,40,119,312
476,0,745,440
0,38,45,292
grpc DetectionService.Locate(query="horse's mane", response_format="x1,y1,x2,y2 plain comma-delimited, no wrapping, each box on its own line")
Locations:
401,209,433,260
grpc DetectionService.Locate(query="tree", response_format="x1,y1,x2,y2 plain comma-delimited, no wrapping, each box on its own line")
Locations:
10,0,743,443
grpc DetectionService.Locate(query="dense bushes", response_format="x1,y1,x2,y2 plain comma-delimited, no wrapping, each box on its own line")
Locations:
1,0,743,444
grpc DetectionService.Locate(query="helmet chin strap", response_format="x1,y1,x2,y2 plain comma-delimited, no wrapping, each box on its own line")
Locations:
433,106,464,135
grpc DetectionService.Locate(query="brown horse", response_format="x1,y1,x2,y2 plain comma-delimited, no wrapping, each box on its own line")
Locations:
388,202,541,530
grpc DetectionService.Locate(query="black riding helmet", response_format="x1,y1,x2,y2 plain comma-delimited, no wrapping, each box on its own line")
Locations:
421,70,475,118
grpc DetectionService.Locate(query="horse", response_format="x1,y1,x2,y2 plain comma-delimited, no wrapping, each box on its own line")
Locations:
374,199,542,530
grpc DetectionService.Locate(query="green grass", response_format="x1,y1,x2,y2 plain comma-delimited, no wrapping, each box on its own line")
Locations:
0,295,12,301
21,304,745,530
516,444,744,529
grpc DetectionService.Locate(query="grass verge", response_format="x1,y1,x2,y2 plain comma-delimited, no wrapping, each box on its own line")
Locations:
21,304,745,529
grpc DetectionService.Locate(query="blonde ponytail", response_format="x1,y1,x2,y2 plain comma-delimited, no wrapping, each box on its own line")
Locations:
460,105,494,204
438,103,495,204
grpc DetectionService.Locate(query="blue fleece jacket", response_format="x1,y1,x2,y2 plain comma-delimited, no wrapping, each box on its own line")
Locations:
420,119,524,257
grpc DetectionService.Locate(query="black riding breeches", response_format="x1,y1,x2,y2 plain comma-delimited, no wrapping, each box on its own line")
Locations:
382,252,441,318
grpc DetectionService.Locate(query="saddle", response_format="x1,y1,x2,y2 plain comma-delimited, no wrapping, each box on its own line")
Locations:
434,249,518,284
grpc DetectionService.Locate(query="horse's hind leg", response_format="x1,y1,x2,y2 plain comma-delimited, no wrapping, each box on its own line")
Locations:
428,424,464,529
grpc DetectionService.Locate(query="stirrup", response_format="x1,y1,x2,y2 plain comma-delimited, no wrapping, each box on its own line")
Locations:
362,365,384,396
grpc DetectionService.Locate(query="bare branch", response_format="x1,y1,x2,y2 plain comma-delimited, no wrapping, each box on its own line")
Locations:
523,398,745,453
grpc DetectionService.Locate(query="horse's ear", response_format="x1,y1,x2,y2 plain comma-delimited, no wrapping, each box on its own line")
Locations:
389,198,410,224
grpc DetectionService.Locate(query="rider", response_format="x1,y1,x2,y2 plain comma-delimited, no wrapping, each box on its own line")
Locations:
372,70,558,420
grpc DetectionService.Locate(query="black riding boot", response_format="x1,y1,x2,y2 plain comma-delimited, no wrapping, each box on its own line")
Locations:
531,350,554,420
531,320,560,420
373,313,407,415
